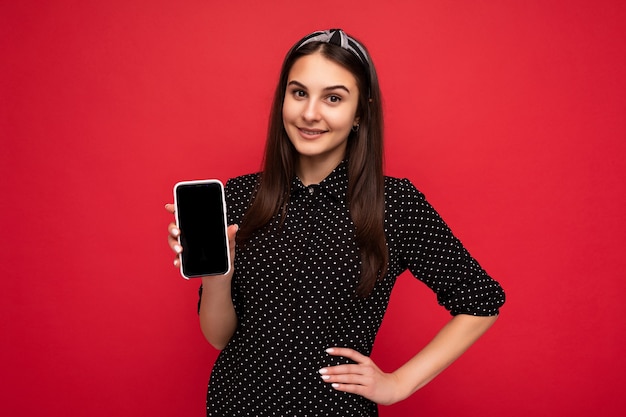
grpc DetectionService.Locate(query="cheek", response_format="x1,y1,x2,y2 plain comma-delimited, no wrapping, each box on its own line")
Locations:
327,109,356,131
282,100,298,125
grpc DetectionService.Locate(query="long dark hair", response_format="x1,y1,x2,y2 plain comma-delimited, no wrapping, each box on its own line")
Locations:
236,32,387,297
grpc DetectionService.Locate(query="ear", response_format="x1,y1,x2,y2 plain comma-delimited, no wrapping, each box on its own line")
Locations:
353,117,360,126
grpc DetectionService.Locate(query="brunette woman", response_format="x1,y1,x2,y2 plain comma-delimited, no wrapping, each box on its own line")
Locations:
166,29,505,417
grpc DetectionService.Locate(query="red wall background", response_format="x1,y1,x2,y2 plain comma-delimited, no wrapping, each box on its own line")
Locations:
2,1,625,416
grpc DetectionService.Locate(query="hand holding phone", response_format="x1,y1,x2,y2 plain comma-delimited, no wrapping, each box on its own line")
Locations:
173,180,230,279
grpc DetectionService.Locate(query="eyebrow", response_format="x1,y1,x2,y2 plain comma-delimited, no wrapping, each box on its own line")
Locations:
287,80,351,94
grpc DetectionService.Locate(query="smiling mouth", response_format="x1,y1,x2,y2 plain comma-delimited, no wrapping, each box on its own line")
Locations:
298,127,328,135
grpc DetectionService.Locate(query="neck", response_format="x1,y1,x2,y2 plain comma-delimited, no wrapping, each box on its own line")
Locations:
296,154,344,186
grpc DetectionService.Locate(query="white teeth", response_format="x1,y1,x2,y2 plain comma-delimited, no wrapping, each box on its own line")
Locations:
302,129,324,135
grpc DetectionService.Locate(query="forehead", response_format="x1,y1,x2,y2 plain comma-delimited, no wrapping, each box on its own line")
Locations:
288,52,358,89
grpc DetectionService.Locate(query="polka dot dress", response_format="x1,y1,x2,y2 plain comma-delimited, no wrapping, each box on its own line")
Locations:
201,161,505,416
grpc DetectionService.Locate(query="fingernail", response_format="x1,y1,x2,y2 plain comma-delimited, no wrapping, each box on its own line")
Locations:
321,375,330,380
318,368,328,374
174,244,182,254
332,383,340,389
325,348,335,353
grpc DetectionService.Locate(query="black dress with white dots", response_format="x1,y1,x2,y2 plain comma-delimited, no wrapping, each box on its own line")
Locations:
202,161,505,416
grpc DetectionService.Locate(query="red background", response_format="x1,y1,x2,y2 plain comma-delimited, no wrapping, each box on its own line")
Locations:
2,1,625,416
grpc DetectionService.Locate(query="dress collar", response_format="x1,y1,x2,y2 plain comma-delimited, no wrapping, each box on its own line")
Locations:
291,160,348,202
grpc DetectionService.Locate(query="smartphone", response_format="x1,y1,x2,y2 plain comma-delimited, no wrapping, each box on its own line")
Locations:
173,179,230,279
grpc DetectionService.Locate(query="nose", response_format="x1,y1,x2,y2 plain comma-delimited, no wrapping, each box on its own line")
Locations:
302,99,321,122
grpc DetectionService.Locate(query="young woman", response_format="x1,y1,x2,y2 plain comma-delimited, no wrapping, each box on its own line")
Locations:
166,29,505,417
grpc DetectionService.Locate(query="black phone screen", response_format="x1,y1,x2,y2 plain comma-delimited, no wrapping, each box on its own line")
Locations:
175,181,229,277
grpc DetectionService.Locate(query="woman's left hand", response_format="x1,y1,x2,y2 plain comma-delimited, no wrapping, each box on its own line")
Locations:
318,347,406,405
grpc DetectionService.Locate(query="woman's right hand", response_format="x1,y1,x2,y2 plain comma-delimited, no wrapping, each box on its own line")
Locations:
164,203,238,278
165,203,183,267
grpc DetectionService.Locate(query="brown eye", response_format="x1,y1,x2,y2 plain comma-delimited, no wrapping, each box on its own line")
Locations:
293,89,306,98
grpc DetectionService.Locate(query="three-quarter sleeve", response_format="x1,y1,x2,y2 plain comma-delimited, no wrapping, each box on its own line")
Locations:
397,179,505,316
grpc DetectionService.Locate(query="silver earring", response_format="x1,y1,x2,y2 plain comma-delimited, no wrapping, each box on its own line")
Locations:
352,124,360,132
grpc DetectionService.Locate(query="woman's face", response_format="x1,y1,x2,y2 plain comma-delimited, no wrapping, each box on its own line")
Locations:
282,52,360,167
